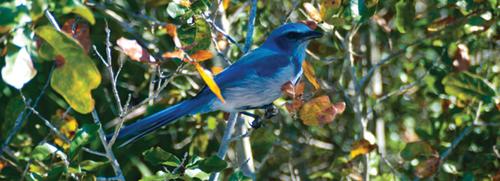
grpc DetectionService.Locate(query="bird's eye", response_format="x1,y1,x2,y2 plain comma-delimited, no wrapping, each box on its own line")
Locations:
285,31,301,39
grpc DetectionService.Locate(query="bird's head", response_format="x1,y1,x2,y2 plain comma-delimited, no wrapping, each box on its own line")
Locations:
262,23,323,53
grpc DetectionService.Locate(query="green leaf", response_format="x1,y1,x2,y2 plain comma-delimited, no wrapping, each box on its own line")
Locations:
198,155,228,173
32,143,60,161
167,2,187,19
442,72,496,103
2,96,24,139
400,141,436,161
142,147,181,167
69,124,99,159
192,18,211,51
62,0,95,24
139,171,179,181
35,26,101,114
395,0,415,33
29,0,47,21
80,160,109,171
229,170,252,181
46,165,67,181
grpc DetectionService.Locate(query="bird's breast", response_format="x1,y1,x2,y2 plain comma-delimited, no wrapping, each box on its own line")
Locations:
213,62,301,112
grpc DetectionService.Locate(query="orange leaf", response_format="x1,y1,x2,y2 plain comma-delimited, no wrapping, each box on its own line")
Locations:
190,50,214,62
53,109,79,150
299,95,343,125
165,23,182,48
162,50,185,59
211,66,224,75
116,37,156,63
302,60,320,90
61,19,91,53
194,63,225,103
349,139,377,159
303,3,322,22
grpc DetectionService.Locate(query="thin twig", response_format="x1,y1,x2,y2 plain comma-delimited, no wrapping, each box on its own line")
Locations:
209,113,239,181
91,110,125,181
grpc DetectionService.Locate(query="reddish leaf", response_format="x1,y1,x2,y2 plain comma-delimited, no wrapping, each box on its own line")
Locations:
299,20,318,30
427,16,456,32
116,37,156,63
61,18,91,53
285,99,304,113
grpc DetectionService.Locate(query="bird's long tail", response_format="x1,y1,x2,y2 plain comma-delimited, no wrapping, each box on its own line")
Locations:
109,97,210,147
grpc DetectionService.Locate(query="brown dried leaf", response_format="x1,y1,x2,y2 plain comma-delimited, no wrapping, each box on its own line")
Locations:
415,157,440,178
281,81,305,99
286,99,304,113
349,139,377,159
299,95,343,125
116,37,156,63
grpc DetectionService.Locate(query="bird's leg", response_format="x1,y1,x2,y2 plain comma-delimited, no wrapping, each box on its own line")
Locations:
262,104,279,119
240,112,262,129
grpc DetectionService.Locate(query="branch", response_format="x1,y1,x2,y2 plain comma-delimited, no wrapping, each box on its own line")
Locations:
91,110,125,180
344,23,370,181
209,113,239,181
243,0,257,53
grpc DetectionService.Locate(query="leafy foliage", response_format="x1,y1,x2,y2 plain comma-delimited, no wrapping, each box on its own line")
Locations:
0,0,498,180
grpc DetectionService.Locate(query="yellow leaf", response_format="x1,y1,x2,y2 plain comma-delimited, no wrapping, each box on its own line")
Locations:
349,139,376,159
53,109,78,150
302,61,320,90
194,63,225,103
303,3,322,22
190,50,213,62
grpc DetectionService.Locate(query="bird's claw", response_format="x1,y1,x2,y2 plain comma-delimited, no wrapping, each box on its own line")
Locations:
264,104,279,119
250,118,262,129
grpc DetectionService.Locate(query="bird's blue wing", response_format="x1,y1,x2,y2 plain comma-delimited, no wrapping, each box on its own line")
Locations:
213,48,296,88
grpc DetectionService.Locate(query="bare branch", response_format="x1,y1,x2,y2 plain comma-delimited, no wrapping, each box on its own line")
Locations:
209,113,239,181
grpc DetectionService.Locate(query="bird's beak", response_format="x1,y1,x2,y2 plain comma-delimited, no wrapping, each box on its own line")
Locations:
303,31,323,40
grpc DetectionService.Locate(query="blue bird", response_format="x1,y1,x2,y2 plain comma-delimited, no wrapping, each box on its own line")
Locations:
112,23,323,146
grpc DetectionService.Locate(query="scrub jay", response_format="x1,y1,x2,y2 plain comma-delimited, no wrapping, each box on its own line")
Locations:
112,23,323,146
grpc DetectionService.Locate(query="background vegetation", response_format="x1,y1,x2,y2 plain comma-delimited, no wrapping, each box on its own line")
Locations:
0,0,498,180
